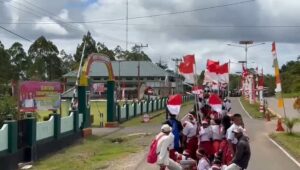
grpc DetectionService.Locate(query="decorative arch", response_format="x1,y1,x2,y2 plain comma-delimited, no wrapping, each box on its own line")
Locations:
79,53,115,86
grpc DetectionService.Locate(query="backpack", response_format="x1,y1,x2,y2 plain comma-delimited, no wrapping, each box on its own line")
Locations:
147,134,165,164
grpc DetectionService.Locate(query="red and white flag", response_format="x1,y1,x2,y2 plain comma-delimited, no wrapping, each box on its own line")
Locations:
204,60,219,84
208,94,222,113
167,94,183,115
218,63,229,83
179,55,195,84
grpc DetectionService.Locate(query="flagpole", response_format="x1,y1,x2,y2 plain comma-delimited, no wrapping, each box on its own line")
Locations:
274,46,287,119
192,54,202,123
228,60,230,98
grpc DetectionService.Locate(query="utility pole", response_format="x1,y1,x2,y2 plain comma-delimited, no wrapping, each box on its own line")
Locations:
136,44,148,100
125,0,128,51
172,58,182,94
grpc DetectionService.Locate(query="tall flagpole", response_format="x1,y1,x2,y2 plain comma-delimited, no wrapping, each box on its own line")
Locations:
228,60,230,97
193,54,202,123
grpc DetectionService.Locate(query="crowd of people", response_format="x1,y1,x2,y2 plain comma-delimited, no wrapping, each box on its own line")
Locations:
149,93,251,170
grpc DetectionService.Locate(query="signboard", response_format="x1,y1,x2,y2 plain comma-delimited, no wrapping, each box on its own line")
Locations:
19,81,62,112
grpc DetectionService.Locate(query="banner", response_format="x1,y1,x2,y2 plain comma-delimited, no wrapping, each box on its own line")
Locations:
19,81,62,112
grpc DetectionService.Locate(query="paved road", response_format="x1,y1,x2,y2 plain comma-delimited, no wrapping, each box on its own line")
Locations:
136,97,299,170
233,97,299,170
267,97,300,131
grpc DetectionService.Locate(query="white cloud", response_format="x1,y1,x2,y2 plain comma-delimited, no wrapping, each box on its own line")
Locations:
58,9,69,20
34,17,68,35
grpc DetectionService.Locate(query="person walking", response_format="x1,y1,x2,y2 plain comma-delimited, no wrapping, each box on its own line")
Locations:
226,127,251,170
156,124,182,170
199,120,213,159
197,148,211,170
182,112,198,160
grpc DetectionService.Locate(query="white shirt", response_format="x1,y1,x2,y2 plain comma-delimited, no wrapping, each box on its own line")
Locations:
182,121,197,139
156,132,174,166
199,126,213,142
226,124,238,144
211,125,223,140
197,157,210,170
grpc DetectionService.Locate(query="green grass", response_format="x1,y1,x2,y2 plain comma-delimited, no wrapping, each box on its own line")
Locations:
240,97,264,119
270,133,300,162
282,92,300,98
32,134,150,170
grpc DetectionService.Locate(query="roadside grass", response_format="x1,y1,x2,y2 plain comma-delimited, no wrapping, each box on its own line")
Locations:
269,132,300,162
32,134,151,170
121,101,194,127
239,97,264,119
282,92,300,98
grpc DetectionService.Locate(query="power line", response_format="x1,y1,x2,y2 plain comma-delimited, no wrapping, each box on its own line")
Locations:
0,0,255,24
0,25,31,42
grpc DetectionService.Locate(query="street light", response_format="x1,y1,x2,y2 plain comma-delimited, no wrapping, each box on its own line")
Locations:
227,41,265,68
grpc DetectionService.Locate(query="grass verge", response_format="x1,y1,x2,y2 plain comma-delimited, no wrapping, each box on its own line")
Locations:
32,134,151,170
269,132,300,162
239,97,264,119
282,92,300,98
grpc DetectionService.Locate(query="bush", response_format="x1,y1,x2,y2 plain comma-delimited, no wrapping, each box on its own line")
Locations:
284,117,300,134
0,96,18,124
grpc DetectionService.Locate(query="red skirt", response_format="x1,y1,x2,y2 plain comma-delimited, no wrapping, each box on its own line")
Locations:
186,137,198,160
199,141,213,157
220,140,233,165
212,140,221,155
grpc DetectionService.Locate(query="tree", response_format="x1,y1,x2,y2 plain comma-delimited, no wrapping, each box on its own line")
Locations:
156,59,168,70
114,45,126,60
74,31,97,62
7,42,31,80
96,42,115,61
60,50,76,74
126,45,151,61
0,41,12,94
28,36,62,80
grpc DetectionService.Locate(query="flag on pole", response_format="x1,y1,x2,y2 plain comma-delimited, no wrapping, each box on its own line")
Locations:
167,94,183,115
208,94,222,113
204,60,219,84
179,55,195,84
218,63,229,83
271,42,284,108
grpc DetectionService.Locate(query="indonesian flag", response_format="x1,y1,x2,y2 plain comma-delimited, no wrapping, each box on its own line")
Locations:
192,86,203,98
242,64,248,79
179,55,195,84
204,60,219,84
218,63,229,83
208,94,222,113
167,94,183,115
258,68,264,90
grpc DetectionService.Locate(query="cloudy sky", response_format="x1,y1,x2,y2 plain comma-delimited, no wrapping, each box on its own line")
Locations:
1,0,300,74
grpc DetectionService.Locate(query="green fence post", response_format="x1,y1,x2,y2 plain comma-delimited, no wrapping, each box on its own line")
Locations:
73,110,79,132
53,114,61,139
134,102,137,117
146,100,149,113
151,100,154,112
126,104,129,120
107,80,116,123
117,104,121,122
141,102,143,114
4,120,18,153
78,86,89,128
26,117,36,146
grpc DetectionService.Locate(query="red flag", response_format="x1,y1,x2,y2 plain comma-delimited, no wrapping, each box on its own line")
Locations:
218,63,229,74
204,60,220,84
207,59,219,68
271,42,276,56
167,94,183,115
218,63,229,83
179,62,194,73
208,94,222,113
183,54,195,65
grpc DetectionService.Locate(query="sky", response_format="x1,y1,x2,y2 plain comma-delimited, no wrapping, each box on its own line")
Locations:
0,0,300,75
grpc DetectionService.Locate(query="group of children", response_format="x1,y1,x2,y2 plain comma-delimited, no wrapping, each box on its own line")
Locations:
153,95,249,170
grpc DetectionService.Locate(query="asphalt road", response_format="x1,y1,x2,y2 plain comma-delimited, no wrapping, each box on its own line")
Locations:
136,97,300,169
232,97,299,170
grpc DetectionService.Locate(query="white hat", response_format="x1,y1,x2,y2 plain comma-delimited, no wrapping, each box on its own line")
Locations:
161,124,172,132
232,126,244,134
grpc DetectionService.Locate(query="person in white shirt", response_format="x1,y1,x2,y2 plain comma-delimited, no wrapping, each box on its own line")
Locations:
197,148,211,170
182,112,198,160
211,119,223,155
199,120,213,158
226,114,244,154
157,124,182,170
